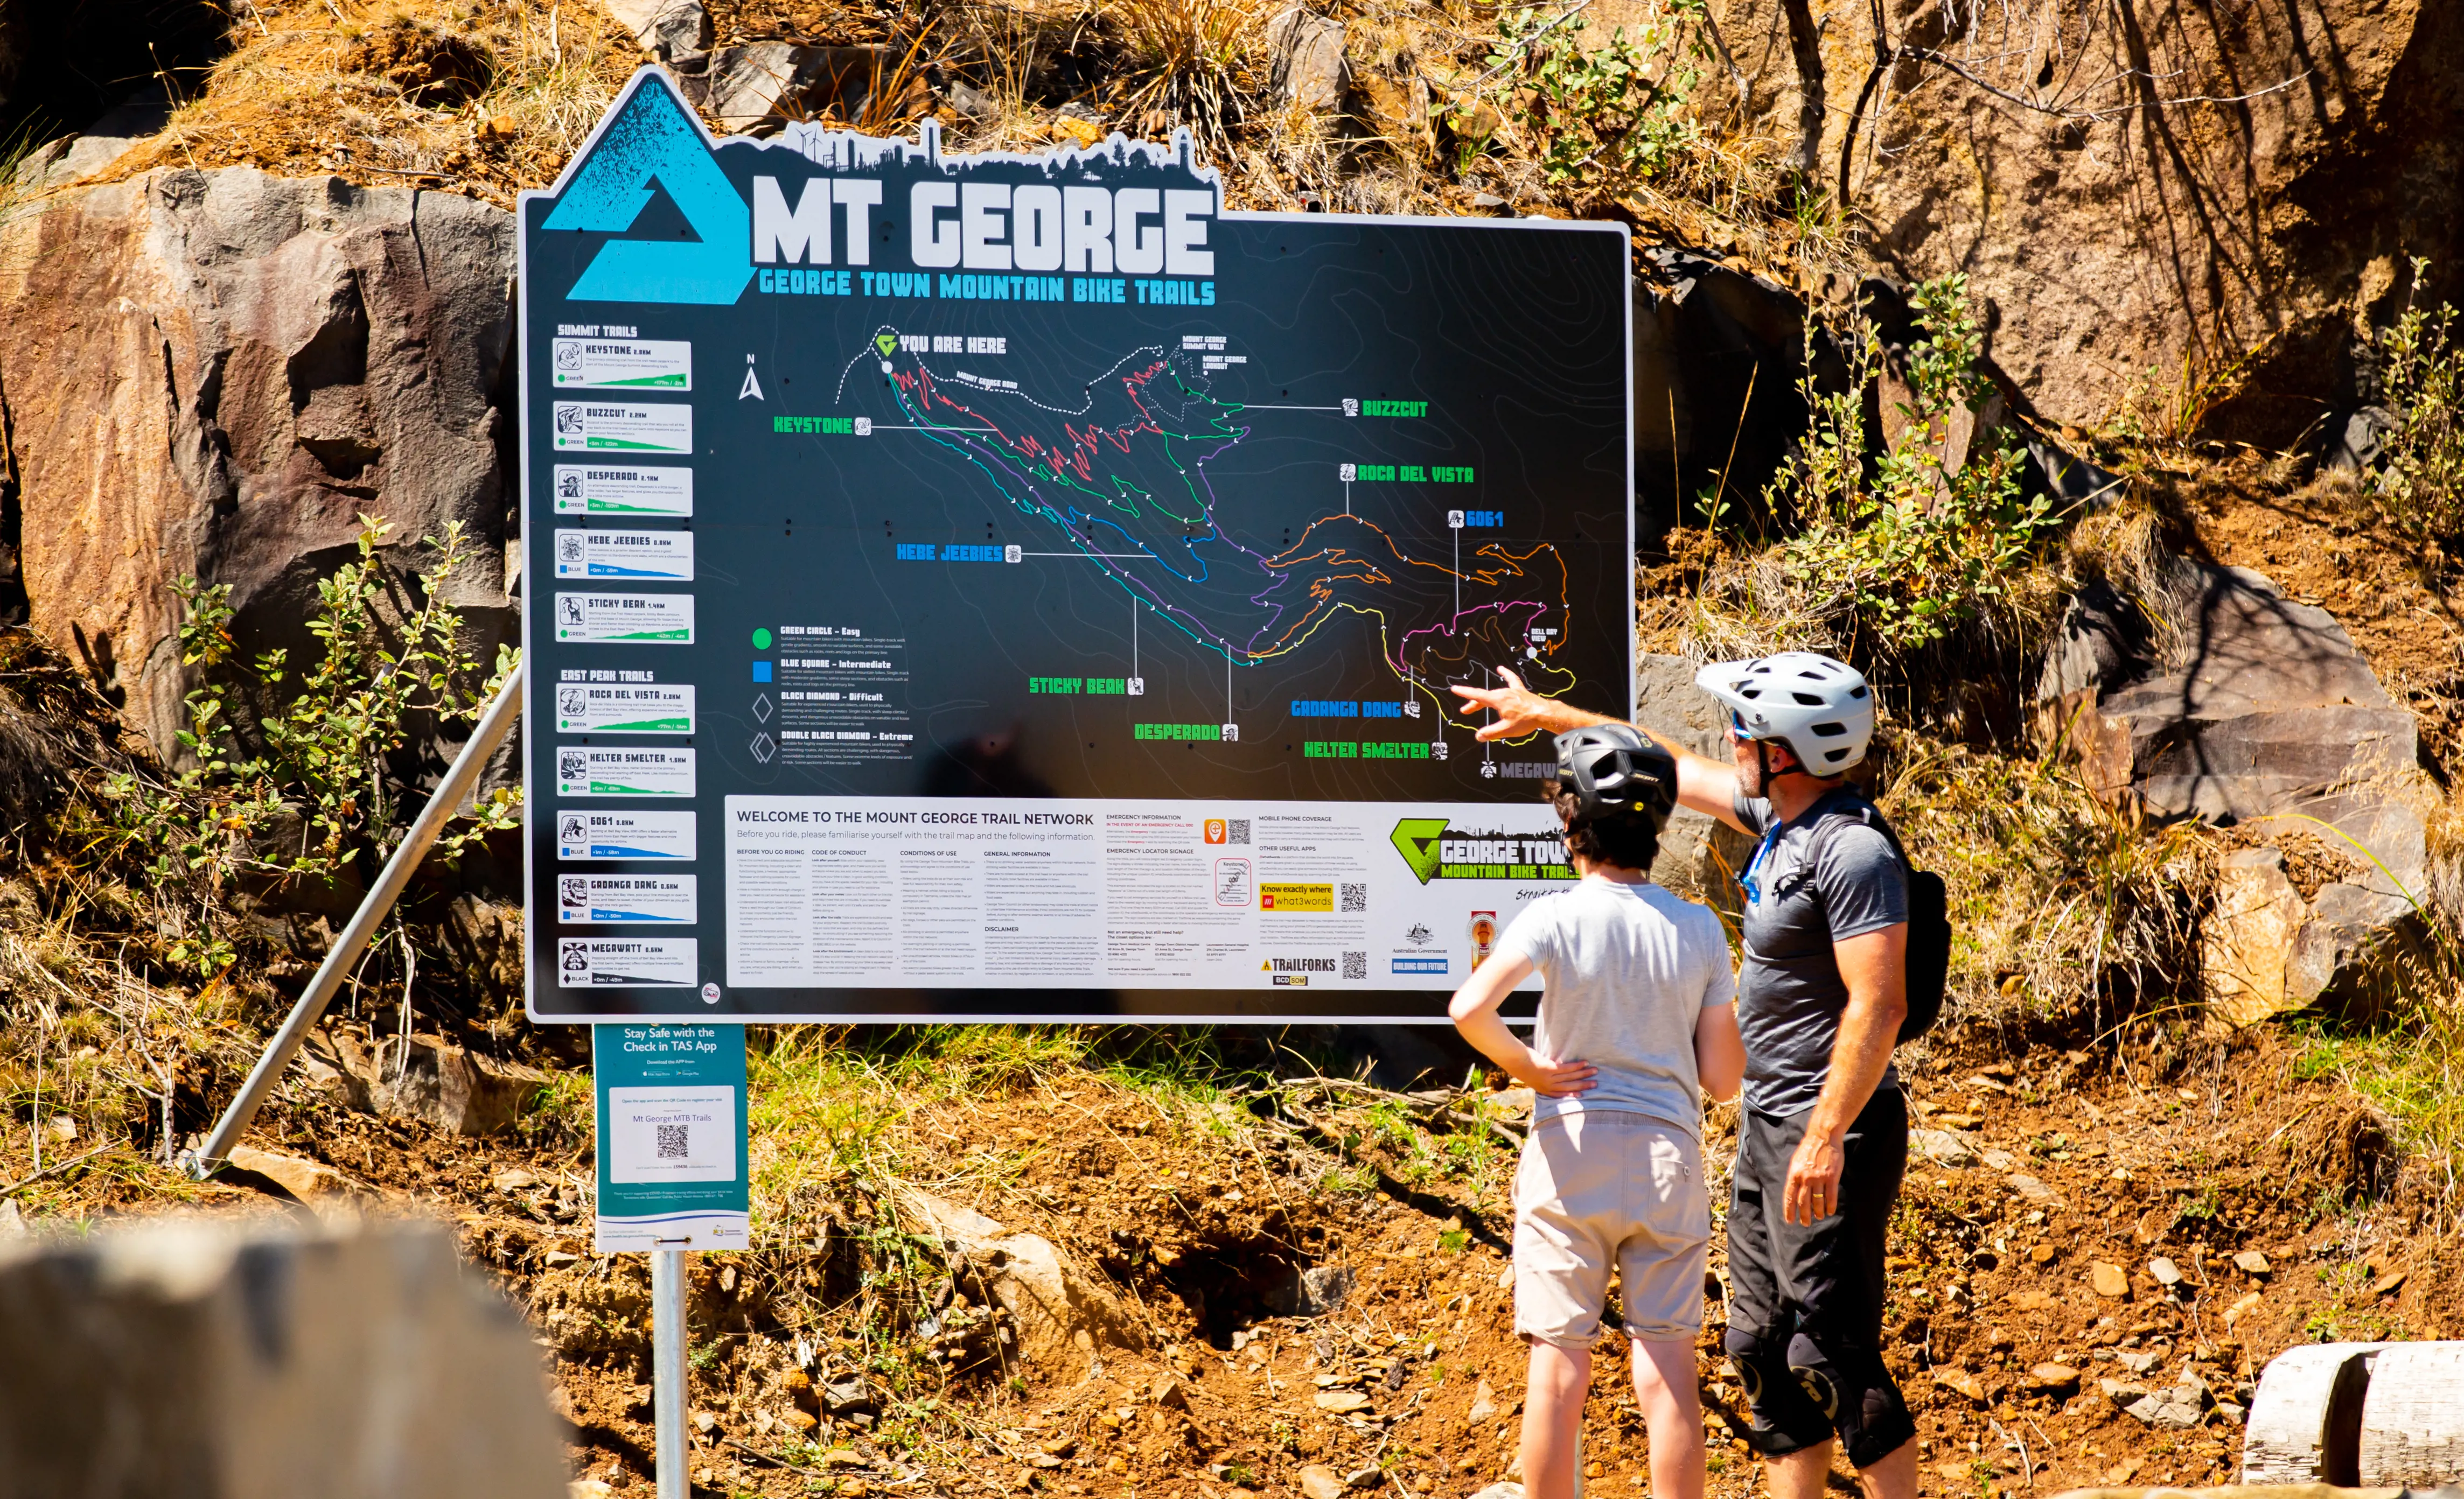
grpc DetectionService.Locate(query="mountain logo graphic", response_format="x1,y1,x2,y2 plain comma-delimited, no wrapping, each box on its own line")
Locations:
538,71,752,305
1388,818,1450,885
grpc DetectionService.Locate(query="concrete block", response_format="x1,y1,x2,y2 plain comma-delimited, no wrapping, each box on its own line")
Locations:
0,1217,567,1499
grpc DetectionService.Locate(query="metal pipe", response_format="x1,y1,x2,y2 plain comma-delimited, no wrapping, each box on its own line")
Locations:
653,1247,690,1499
187,662,527,1174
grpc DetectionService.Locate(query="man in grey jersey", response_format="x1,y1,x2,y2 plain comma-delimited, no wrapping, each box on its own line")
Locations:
1453,651,1916,1499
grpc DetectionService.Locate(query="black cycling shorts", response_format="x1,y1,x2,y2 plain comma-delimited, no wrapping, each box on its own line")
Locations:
1722,1087,1915,1468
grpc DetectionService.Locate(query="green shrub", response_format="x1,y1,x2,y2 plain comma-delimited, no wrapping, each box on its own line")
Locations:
1463,0,1707,197
2370,259,2464,570
83,514,518,972
1694,275,2061,668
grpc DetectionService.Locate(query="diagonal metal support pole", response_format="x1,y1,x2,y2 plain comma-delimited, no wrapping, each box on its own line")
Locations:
185,662,526,1176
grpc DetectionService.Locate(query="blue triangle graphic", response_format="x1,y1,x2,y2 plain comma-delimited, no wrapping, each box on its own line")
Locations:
544,74,751,305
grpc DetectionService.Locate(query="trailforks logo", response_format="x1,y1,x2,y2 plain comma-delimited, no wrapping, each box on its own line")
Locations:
1386,819,1574,884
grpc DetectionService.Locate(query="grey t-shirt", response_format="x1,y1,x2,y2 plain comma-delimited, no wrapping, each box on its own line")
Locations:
1734,789,1908,1116
1492,876,1736,1137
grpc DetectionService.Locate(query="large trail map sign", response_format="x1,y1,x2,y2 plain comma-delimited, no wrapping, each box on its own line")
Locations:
521,69,1635,1022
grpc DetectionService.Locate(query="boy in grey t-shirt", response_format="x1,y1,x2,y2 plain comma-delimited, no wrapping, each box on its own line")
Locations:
1450,726,1743,1499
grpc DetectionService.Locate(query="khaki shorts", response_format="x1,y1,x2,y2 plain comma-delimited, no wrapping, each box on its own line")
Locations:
1512,1110,1710,1346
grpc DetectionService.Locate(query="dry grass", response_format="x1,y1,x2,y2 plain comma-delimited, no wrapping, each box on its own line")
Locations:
89,0,635,208
1880,737,2215,1041
1105,0,1269,155
12,0,1847,316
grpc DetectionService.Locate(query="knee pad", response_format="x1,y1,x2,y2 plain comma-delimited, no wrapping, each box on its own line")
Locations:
1722,1325,1837,1456
1722,1325,1782,1407
1784,1332,1915,1469
1783,1332,1841,1419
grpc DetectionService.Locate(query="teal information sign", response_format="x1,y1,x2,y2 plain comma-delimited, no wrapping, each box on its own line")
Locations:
592,1024,750,1250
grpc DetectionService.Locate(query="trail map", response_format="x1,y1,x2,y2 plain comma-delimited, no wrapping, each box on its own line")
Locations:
520,69,1634,1022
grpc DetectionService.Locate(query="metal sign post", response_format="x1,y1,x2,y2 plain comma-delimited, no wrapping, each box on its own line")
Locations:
651,1248,690,1499
186,663,527,1174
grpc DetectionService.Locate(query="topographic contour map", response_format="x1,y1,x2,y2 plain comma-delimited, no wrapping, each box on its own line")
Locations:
855,333,1580,716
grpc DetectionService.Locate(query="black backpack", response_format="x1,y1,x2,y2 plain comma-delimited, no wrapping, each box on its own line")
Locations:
1795,800,1951,1045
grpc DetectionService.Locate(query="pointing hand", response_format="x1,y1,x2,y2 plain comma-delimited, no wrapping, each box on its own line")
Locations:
1450,667,1581,742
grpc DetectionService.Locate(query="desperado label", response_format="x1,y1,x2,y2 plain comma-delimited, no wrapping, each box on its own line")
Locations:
552,465,694,516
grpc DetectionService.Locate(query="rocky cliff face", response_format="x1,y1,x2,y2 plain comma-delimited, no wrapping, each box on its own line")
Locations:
1694,0,2464,442
0,167,516,753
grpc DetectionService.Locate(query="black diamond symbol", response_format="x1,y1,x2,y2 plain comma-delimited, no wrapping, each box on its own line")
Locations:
750,733,777,763
752,693,774,723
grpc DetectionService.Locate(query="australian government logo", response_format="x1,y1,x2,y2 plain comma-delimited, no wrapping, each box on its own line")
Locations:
1386,819,1575,885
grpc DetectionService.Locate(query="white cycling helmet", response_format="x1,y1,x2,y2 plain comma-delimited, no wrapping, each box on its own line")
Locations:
1694,652,1876,775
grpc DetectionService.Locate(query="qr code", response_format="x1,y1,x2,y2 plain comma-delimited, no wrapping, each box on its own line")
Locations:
1340,882,1367,913
655,1123,690,1160
1342,950,1367,980
1227,819,1251,845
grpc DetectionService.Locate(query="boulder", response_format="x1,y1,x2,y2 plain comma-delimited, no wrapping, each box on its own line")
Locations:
2076,566,2416,819
2125,1383,2208,1430
2058,563,2429,1019
0,167,515,758
221,1145,374,1217
1909,1128,1977,1167
0,1217,566,1498
307,1027,548,1136
1297,1465,1349,1499
1266,1263,1356,1318
1708,0,2464,445
681,44,915,134
598,0,711,61
1265,8,1349,113
899,1188,1142,1370
1632,248,1814,535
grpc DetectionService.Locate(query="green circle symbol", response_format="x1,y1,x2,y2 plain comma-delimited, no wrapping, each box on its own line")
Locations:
752,628,773,649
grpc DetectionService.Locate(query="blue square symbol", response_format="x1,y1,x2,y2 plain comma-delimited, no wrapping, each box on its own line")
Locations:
752,661,773,682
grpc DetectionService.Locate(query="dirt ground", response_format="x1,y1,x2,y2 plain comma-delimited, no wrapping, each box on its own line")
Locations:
62,1013,2422,1499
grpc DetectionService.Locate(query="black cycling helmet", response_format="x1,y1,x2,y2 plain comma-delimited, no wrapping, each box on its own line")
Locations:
1553,724,1678,829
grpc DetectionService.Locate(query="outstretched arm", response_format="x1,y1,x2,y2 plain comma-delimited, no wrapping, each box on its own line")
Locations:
1450,668,1747,830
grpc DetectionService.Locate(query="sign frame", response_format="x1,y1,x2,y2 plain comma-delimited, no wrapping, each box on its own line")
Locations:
519,68,1636,1025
